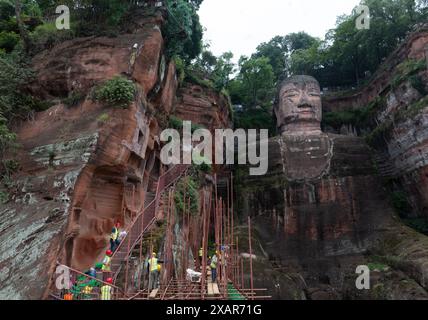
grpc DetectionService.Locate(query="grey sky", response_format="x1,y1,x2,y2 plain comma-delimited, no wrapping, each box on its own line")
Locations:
198,0,361,61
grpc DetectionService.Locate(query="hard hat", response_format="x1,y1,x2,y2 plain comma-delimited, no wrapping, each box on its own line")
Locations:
106,250,113,256
152,252,156,256
90,267,95,272
106,278,113,284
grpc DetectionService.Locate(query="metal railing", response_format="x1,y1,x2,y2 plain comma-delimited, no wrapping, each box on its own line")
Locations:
50,263,124,300
110,164,189,282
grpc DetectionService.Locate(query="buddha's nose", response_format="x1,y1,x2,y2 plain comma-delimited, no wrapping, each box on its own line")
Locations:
297,94,311,108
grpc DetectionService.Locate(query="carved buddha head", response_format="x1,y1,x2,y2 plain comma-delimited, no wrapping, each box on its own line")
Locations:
274,75,322,135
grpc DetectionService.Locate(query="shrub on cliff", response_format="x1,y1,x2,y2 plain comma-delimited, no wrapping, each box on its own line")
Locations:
29,22,75,53
174,175,199,216
94,76,136,108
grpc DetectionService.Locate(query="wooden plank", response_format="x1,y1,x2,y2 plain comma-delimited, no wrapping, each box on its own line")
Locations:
212,283,220,295
149,288,159,299
207,283,214,296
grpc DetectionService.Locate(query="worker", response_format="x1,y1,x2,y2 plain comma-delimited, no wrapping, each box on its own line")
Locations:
85,267,96,279
210,251,219,283
148,252,159,291
198,247,203,268
102,250,113,273
118,230,127,242
82,284,93,300
128,43,139,74
110,222,120,252
100,278,113,300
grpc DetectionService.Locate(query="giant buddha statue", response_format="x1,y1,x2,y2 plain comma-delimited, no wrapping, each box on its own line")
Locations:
235,75,419,299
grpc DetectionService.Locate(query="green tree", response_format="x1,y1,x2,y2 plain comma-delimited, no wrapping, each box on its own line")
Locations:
164,0,203,62
232,56,275,108
212,51,234,91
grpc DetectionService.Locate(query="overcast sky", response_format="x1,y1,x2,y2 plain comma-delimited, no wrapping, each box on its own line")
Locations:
198,0,361,61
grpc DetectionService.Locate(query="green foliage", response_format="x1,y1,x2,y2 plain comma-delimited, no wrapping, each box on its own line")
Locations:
0,115,17,158
251,1,428,89
63,91,85,107
0,31,19,52
174,175,199,216
0,51,36,121
367,262,389,271
365,120,393,148
0,190,8,203
409,75,427,95
173,55,186,85
29,22,75,53
97,113,110,123
164,0,203,62
234,107,276,136
390,191,412,215
395,95,428,121
231,56,275,108
402,218,428,235
211,51,235,91
192,154,211,173
168,115,206,133
95,76,136,108
184,66,215,89
322,97,386,130
391,59,426,89
0,0,44,52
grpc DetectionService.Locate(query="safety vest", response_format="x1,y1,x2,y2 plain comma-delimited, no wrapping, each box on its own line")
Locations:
83,286,92,295
102,256,111,271
111,227,119,241
210,255,218,269
149,257,158,272
100,285,112,300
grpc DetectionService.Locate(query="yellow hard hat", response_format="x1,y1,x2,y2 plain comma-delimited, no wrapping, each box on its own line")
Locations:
157,264,161,271
152,252,156,256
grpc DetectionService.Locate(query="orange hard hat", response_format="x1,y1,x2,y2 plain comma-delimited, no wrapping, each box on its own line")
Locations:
106,278,113,284
106,250,113,256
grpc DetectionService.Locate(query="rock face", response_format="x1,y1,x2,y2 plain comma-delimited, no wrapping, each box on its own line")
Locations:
173,82,232,130
323,24,428,113
236,133,428,299
234,24,428,300
0,8,232,299
322,24,428,219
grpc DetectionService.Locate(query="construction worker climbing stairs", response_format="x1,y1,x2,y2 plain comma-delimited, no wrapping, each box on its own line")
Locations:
148,252,159,291
101,278,114,300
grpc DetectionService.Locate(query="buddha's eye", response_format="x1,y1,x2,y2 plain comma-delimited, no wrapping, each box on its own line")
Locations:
283,91,298,97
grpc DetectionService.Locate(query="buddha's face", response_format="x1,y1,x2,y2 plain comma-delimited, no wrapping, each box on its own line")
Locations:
275,76,322,132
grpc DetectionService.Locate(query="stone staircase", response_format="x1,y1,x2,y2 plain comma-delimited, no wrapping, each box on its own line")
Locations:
373,151,397,178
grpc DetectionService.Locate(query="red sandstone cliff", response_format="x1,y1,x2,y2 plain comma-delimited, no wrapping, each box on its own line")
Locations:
0,9,231,299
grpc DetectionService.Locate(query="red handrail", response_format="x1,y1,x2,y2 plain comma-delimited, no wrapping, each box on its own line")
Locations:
110,164,189,283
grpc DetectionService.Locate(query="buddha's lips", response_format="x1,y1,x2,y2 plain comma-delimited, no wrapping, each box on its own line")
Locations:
298,108,315,115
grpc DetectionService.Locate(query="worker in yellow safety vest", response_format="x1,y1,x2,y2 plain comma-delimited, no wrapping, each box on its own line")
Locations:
100,278,113,300
198,247,203,267
102,250,113,272
110,222,120,252
210,251,219,283
148,252,159,291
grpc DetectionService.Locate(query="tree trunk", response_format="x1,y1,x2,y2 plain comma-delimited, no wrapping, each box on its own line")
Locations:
15,0,31,53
